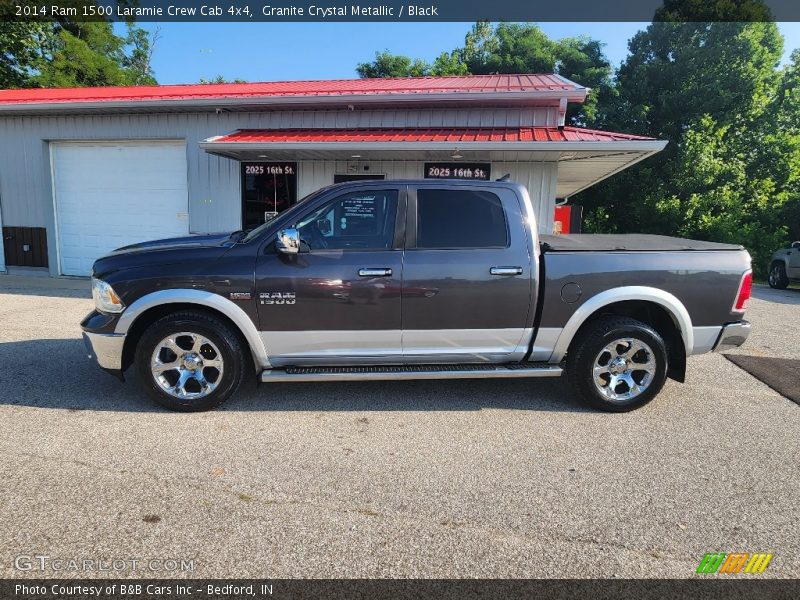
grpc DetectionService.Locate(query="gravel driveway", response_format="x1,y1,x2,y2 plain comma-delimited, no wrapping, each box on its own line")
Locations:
0,276,798,578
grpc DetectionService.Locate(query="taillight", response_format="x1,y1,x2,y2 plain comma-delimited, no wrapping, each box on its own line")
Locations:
733,271,753,312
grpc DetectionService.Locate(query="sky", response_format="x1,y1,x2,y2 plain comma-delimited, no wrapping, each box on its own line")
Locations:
141,22,800,84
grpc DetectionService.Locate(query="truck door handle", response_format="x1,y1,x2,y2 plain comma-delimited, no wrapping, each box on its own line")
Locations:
490,266,523,276
358,268,392,277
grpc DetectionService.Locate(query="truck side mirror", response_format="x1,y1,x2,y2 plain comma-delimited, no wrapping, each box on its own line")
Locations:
791,241,800,250
276,228,300,254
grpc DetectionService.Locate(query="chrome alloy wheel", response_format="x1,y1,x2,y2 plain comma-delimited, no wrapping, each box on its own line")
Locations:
150,332,224,400
592,338,657,402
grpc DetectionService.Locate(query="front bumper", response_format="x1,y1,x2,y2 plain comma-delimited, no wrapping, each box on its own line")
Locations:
82,331,126,379
713,320,751,352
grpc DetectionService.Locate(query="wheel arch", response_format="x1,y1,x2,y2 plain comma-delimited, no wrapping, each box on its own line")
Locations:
550,287,693,370
115,289,269,373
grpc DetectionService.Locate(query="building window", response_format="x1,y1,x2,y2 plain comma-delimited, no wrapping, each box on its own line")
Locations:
241,162,298,229
416,189,508,249
333,174,386,184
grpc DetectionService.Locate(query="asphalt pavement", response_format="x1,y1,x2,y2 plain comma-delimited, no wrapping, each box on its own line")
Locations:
0,276,797,578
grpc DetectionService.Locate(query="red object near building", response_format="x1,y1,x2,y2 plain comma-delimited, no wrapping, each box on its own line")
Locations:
554,205,583,234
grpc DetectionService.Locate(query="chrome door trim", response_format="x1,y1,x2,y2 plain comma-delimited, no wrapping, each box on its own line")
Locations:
490,266,523,276
358,268,392,277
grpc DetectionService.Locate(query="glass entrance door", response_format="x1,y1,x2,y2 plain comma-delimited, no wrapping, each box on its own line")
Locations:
241,162,298,229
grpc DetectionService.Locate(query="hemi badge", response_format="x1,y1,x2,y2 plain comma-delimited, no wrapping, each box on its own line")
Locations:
229,292,251,301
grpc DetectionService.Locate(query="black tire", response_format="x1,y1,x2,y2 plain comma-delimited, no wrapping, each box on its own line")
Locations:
566,316,669,412
135,310,247,411
768,261,789,289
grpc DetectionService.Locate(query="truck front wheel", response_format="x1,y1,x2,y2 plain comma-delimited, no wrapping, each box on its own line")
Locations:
566,316,668,412
768,262,789,289
135,310,246,411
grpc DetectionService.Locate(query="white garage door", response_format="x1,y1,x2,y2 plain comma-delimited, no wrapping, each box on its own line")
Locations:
52,141,189,276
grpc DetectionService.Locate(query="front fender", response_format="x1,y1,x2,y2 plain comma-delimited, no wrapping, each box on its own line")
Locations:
114,289,271,369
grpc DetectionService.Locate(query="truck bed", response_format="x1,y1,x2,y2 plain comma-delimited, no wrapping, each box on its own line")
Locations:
540,234,743,253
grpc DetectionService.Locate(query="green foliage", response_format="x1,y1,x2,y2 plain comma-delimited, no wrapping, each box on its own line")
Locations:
0,22,50,88
430,51,469,76
199,75,247,84
355,22,612,126
0,5,156,89
356,50,429,78
579,13,794,277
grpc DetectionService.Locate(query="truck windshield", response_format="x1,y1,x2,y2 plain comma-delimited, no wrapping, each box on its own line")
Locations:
239,187,330,243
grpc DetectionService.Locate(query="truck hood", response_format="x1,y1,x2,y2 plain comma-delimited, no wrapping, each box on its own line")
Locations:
92,232,236,278
111,232,235,254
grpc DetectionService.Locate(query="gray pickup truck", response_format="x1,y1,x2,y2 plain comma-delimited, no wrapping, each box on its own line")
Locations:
768,241,800,288
81,179,752,412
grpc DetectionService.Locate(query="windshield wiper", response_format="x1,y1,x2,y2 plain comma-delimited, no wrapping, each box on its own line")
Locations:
228,229,253,243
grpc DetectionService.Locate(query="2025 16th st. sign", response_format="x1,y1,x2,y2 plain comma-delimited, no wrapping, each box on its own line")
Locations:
424,162,491,180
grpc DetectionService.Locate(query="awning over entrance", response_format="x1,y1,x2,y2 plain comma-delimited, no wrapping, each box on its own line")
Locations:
200,126,667,198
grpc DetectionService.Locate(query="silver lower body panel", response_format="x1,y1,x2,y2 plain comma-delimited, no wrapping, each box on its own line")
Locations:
260,328,533,366
82,331,125,371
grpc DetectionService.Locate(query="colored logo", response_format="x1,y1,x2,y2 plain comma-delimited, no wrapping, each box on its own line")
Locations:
696,552,773,574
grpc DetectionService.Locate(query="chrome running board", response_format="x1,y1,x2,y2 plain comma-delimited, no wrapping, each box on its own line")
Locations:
260,363,563,383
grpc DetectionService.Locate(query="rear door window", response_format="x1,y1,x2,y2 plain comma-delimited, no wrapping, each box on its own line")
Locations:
416,189,508,249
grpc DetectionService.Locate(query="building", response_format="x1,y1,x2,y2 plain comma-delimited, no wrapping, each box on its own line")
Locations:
0,74,666,277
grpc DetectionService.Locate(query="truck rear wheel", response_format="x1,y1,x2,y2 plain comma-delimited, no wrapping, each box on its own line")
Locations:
566,316,668,412
135,310,246,411
768,262,789,289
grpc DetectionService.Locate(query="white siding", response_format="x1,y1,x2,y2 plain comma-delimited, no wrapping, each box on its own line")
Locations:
0,198,4,272
298,159,557,234
0,105,561,273
493,161,559,234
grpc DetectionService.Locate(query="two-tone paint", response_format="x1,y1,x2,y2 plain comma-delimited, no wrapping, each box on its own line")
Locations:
81,179,752,381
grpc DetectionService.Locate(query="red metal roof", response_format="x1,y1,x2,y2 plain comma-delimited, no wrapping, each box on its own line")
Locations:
209,126,655,144
0,74,584,106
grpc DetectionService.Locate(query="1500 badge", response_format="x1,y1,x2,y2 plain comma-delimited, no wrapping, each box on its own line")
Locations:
260,292,296,305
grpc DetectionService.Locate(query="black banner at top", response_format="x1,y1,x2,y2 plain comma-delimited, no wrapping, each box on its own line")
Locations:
4,0,800,22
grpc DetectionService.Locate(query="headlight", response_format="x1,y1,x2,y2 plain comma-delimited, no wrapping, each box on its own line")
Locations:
91,278,125,313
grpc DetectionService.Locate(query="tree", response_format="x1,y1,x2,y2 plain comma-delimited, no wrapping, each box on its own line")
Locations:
430,51,469,76
0,4,157,89
0,22,51,88
356,50,428,78
356,22,613,126
199,75,247,84
772,50,800,242
578,7,788,276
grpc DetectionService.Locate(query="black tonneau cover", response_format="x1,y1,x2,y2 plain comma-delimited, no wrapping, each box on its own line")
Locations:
540,234,743,252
